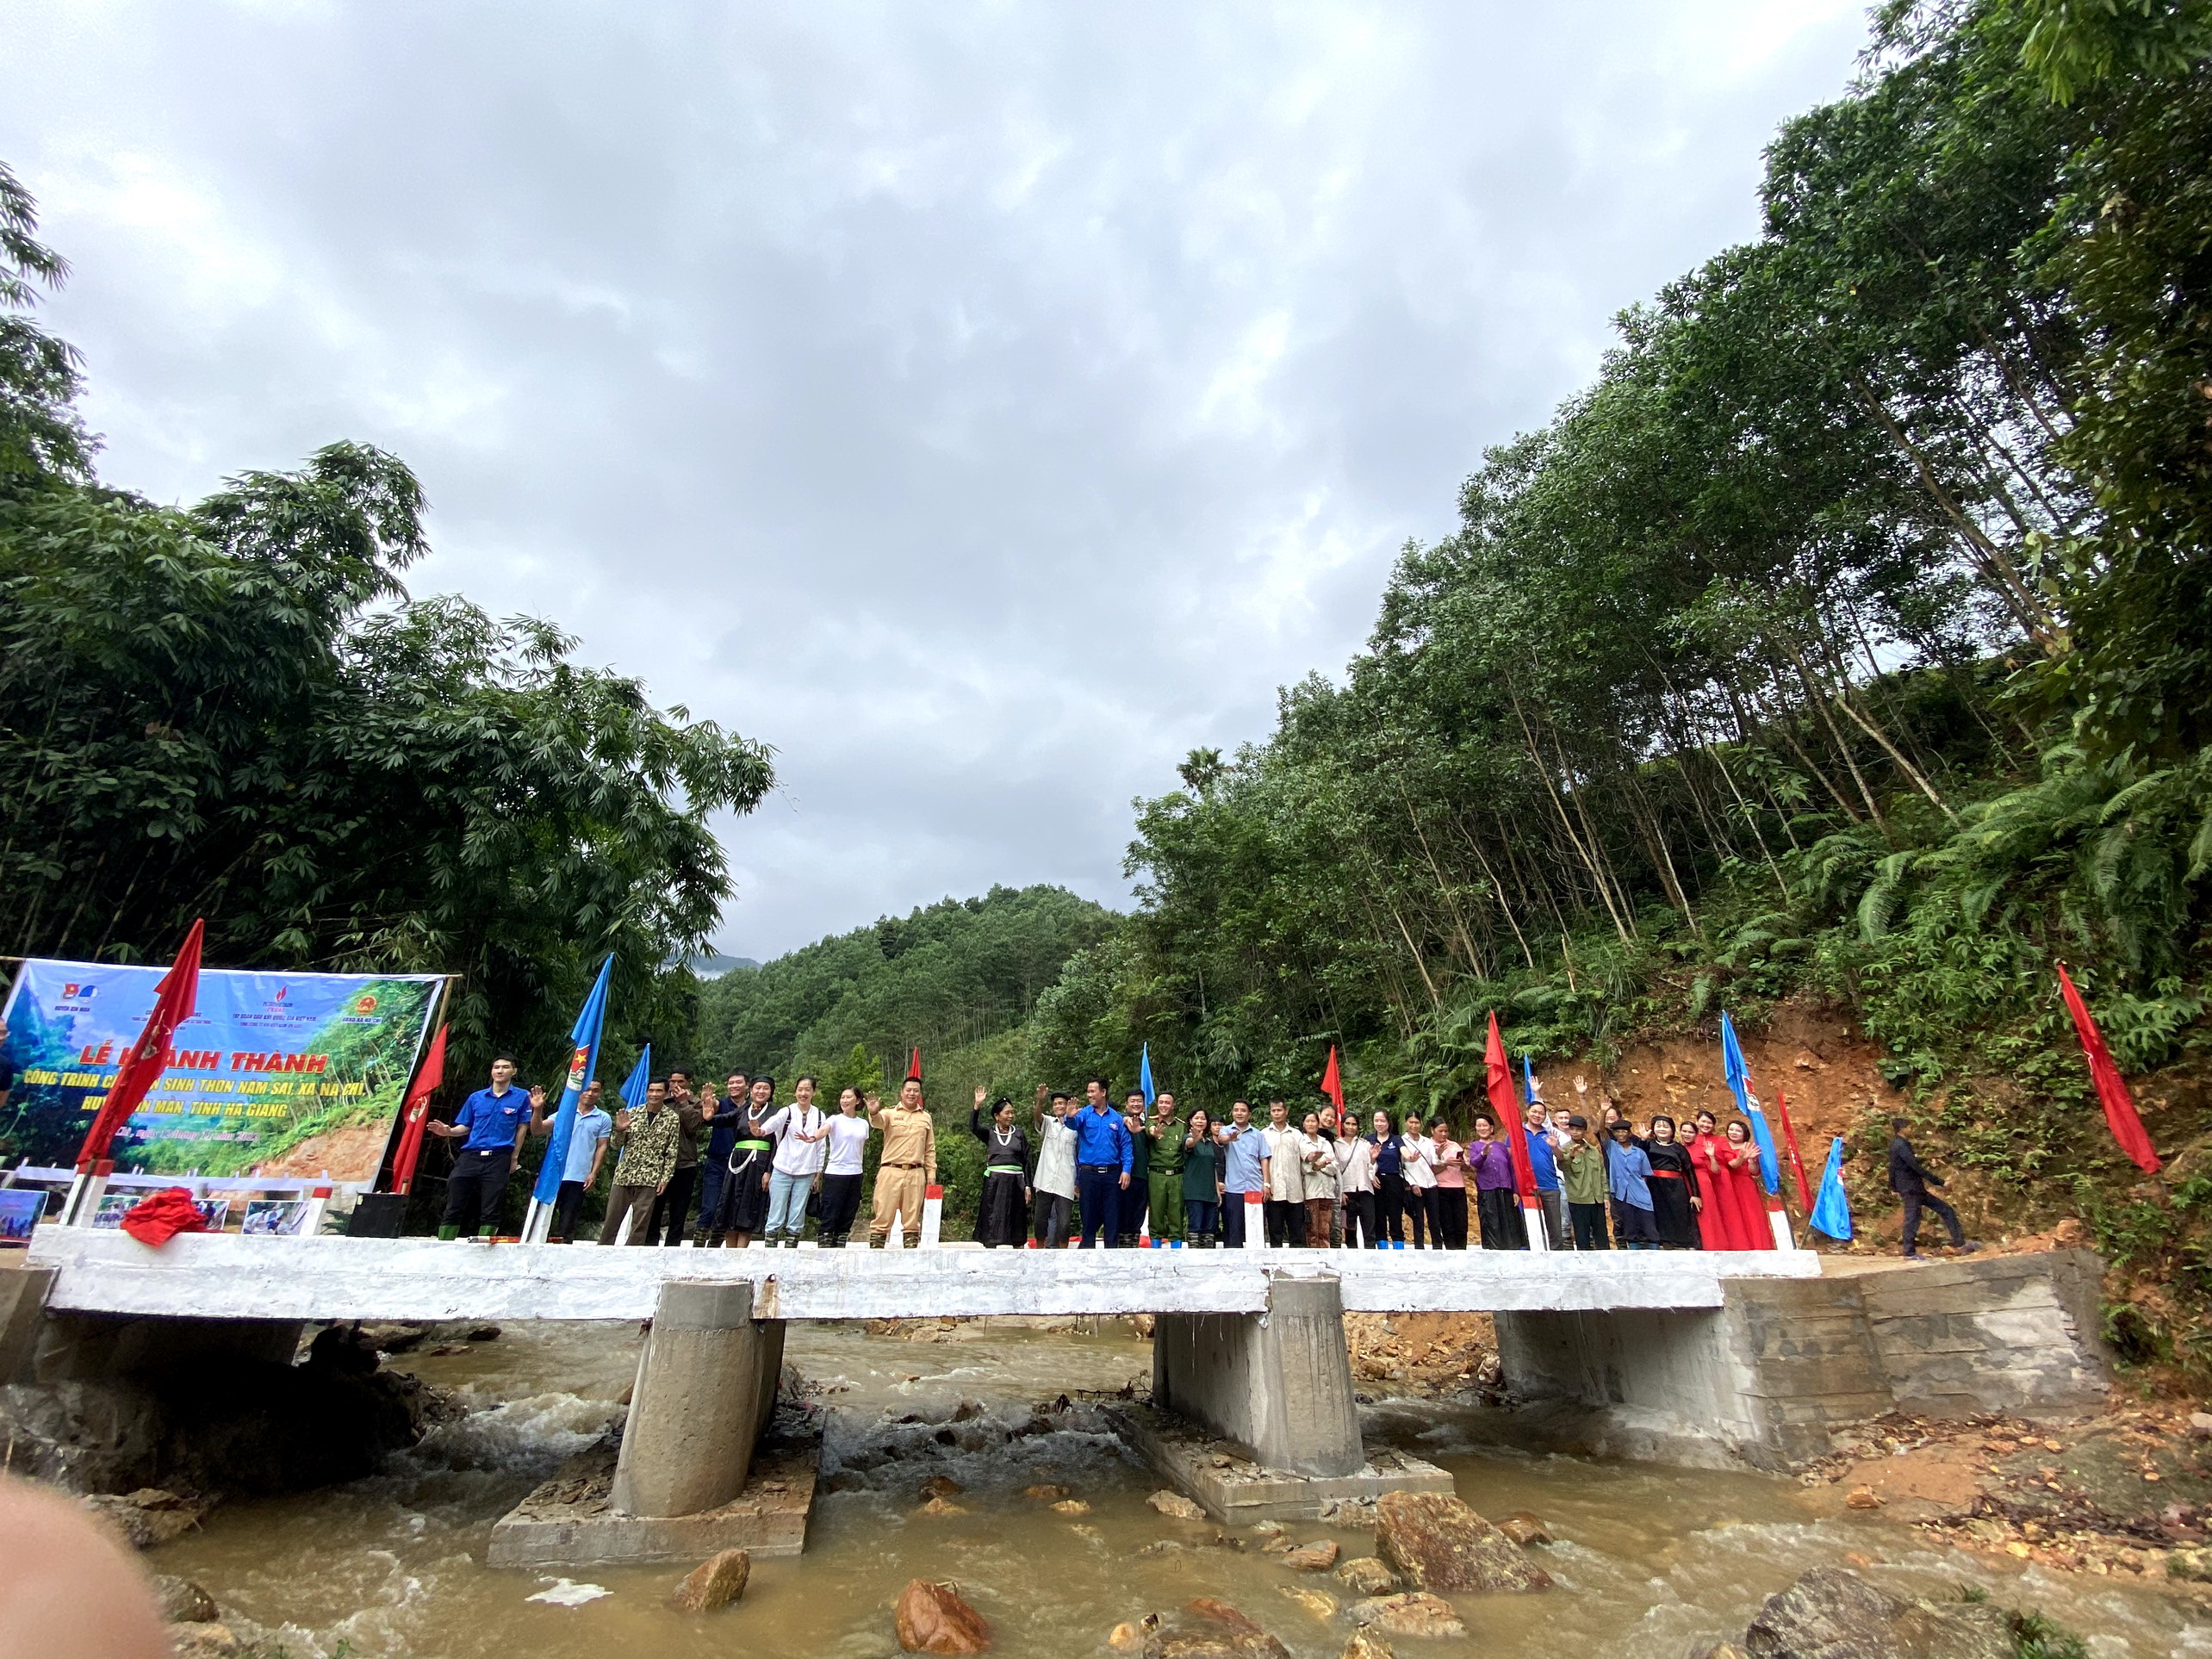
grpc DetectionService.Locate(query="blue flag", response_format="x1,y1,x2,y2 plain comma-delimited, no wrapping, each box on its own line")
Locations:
1810,1136,1852,1240
618,1045,652,1110
1523,1054,1538,1106
1139,1044,1156,1107
1720,1010,1780,1194
531,955,614,1208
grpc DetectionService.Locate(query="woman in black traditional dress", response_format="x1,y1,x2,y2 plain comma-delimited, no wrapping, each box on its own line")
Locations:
970,1088,1031,1248
1643,1113,1701,1249
713,1074,776,1247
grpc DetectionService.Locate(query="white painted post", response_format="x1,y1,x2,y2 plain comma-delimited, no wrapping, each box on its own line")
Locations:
886,1215,905,1249
520,1197,545,1243
921,1184,943,1248
1243,1190,1264,1251
612,1204,635,1246
1767,1196,1798,1252
1522,1196,1550,1254
299,1184,332,1237
65,1167,109,1228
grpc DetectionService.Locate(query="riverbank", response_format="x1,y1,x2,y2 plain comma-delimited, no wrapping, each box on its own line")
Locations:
91,1317,2209,1657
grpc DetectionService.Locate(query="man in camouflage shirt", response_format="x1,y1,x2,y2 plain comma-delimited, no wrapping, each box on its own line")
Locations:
597,1077,682,1246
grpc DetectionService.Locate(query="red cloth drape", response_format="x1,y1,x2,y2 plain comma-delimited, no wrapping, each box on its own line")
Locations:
76,919,204,1169
2057,963,2161,1173
1486,1013,1538,1200
389,1022,448,1196
119,1187,208,1246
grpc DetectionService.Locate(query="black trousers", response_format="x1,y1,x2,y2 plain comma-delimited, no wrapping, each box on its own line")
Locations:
646,1164,698,1246
1076,1165,1121,1247
1031,1188,1072,1246
1377,1172,1409,1243
1569,1200,1611,1250
1221,1193,1252,1247
1432,1187,1469,1249
817,1171,864,1241
442,1147,511,1233
1115,1184,1148,1246
1900,1190,1964,1252
551,1178,589,1242
1401,1183,1432,1247
1612,1198,1659,1247
1264,1197,1306,1246
1343,1189,1380,1248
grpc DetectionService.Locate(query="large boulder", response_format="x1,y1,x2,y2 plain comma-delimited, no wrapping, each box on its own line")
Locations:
1372,1492,1550,1594
1342,1634,1395,1659
1141,1600,1292,1659
1333,1556,1399,1596
83,1488,207,1550
896,1579,991,1654
151,1575,219,1622
1737,1569,2011,1659
1347,1593,1466,1641
671,1549,750,1612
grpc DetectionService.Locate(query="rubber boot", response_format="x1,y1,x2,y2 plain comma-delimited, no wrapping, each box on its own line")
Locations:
437,1225,459,1241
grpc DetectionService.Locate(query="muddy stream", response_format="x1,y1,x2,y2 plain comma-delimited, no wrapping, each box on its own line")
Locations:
151,1320,2210,1656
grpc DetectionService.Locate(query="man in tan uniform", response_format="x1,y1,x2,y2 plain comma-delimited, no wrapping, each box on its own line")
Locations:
867,1077,936,1247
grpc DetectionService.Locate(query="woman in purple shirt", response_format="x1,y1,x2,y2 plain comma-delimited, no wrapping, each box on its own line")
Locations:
1466,1110,1528,1250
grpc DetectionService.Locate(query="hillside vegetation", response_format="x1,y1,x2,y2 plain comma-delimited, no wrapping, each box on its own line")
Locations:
1011,1,2212,1369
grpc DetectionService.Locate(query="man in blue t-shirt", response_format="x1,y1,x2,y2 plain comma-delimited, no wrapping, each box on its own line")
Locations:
1215,1098,1267,1248
427,1054,537,1238
1068,1077,1132,1248
1523,1099,1569,1249
537,1080,613,1243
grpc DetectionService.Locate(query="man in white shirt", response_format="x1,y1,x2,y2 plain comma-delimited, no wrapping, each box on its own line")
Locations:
1261,1098,1307,1246
759,1075,829,1246
1029,1086,1078,1247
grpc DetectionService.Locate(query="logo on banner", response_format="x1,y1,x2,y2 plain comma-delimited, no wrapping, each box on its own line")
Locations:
353,994,378,1014
566,1046,590,1090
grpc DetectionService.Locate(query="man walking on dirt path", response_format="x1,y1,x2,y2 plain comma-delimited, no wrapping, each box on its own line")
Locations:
1889,1118,1976,1259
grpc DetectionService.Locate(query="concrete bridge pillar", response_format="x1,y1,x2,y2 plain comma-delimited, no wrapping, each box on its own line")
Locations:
1151,1271,1362,1478
611,1280,786,1518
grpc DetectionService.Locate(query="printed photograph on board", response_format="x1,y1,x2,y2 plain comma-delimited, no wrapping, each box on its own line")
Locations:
240,1197,310,1237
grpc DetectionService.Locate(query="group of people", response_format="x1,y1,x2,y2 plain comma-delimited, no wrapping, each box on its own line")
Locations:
972,1080,1786,1253
429,1058,1817,1255
432,1059,937,1247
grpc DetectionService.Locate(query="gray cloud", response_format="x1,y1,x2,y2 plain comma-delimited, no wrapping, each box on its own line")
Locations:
7,0,1867,956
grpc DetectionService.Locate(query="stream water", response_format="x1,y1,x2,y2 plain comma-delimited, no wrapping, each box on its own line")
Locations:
151,1320,2212,1658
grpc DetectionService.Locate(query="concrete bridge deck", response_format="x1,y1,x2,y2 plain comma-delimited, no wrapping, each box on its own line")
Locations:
27,1228,1819,1324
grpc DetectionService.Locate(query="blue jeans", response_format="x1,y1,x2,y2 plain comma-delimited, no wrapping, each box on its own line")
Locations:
1184,1199,1218,1241
767,1168,811,1239
1076,1165,1121,1248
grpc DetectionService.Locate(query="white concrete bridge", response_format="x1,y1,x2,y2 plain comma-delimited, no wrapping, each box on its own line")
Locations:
24,1228,1822,1323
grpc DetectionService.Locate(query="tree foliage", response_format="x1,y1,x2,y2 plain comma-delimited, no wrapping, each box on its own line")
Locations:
0,171,774,1078
1030,0,2212,1198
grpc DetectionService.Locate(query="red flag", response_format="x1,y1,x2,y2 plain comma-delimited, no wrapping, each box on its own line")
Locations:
906,1046,923,1083
2057,963,2161,1173
1320,1046,1344,1111
390,1022,448,1196
1774,1091,1814,1213
1487,1011,1538,1200
75,919,205,1170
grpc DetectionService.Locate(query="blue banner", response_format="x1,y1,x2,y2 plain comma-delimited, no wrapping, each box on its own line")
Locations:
531,956,612,1208
0,959,443,1182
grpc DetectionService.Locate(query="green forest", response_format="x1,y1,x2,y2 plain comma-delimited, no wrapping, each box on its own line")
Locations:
0,166,774,1084
679,1,2212,1353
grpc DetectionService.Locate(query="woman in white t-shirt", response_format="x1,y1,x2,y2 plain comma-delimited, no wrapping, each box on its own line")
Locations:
817,1086,873,1248
1399,1112,1437,1248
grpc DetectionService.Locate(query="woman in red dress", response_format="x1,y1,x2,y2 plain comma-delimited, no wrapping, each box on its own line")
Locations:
1687,1110,1750,1250
1719,1119,1774,1252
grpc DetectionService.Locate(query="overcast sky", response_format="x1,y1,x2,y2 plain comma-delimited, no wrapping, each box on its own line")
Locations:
8,2,1868,960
